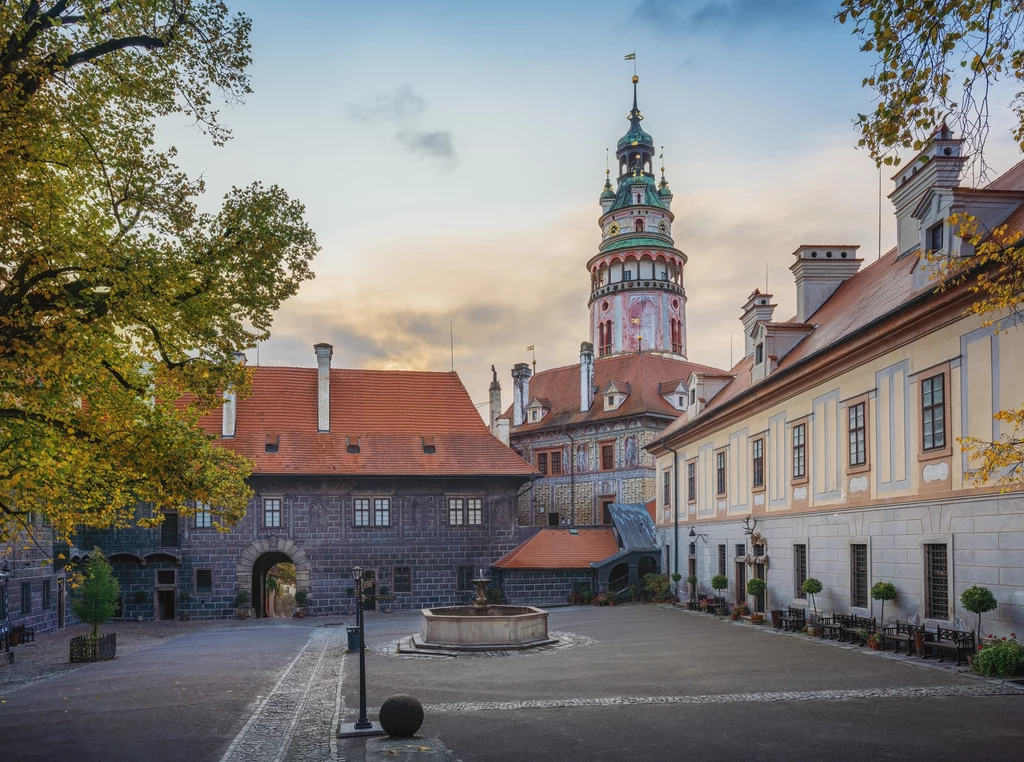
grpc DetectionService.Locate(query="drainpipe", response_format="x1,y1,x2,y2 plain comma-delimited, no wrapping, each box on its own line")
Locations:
664,443,681,598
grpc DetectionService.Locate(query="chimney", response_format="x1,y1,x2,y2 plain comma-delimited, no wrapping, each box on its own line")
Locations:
488,365,502,433
889,124,965,258
790,245,862,323
579,341,595,412
494,417,510,446
221,351,247,437
314,343,333,433
511,362,532,427
740,290,776,358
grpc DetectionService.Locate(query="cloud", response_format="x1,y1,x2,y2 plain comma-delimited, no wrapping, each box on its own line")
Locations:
347,86,456,164
633,0,834,32
397,129,456,160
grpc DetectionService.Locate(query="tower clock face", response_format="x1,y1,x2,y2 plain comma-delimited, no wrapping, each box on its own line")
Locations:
658,221,668,233
608,222,621,235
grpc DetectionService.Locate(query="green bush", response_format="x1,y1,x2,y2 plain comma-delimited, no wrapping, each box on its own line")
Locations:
973,637,1024,679
642,573,673,603
801,577,823,616
685,575,697,585
294,591,308,606
235,590,250,606
961,585,998,638
711,574,729,592
871,581,897,623
746,577,767,597
71,549,120,642
485,586,505,605
671,572,682,583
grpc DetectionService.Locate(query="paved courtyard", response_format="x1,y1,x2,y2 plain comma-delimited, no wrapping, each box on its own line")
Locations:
0,606,1021,761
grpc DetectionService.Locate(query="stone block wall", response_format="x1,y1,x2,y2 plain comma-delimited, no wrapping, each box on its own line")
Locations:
496,569,595,607
1,524,61,636
658,493,1024,637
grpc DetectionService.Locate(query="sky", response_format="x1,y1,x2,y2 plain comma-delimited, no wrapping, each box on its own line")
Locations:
162,0,1024,414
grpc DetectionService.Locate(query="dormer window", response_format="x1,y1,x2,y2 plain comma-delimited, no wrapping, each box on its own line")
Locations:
605,394,618,411
690,388,696,404
422,436,436,455
530,409,539,422
677,395,686,408
755,343,764,365
633,193,642,205
265,434,280,453
928,222,943,253
347,436,360,454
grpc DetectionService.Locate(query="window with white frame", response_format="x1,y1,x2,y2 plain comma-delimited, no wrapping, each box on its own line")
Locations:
374,498,391,527
354,498,371,527
195,502,212,528
466,498,483,526
263,498,281,528
448,498,464,526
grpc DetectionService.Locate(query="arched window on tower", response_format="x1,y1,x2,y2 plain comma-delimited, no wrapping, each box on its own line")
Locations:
599,320,613,357
635,218,644,233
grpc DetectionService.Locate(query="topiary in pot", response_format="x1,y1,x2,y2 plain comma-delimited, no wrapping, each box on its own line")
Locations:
746,577,767,618
871,581,897,625
960,585,998,642
801,577,823,621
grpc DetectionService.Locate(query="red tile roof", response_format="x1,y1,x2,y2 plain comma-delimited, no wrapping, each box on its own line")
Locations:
507,353,728,433
985,159,1024,191
201,367,535,477
644,499,657,523
492,528,619,569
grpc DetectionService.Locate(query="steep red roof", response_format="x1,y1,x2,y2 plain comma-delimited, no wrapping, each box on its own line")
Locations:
508,353,728,433
201,367,535,477
985,159,1024,191
492,528,619,569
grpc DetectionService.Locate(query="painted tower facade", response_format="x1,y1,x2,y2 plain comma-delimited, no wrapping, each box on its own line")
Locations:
589,75,687,360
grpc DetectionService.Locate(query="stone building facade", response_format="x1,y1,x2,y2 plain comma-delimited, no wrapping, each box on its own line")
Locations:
649,127,1024,638
42,346,535,629
1,521,65,649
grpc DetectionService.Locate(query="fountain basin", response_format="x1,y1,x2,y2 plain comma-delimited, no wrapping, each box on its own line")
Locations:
418,605,554,651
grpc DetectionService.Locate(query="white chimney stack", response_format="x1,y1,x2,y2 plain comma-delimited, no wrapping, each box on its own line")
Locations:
314,343,333,433
221,351,246,438
740,290,776,358
790,246,862,323
579,341,595,412
511,362,531,427
494,418,510,446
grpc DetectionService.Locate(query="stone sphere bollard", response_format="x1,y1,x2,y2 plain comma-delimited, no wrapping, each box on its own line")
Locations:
379,694,424,738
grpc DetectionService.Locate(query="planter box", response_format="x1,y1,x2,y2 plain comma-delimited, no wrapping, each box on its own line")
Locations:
70,633,116,663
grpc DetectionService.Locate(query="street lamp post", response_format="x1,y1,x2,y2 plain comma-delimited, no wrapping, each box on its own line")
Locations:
337,566,386,738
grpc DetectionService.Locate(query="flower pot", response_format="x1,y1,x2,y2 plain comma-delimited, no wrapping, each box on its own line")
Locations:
807,626,820,637
869,640,881,650
914,631,926,658
717,604,729,616
771,610,784,629
236,608,249,620
750,613,764,625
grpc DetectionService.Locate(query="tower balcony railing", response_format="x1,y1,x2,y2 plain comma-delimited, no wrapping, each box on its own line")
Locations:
589,277,684,305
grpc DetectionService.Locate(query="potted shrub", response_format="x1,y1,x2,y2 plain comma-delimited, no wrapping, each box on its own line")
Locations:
711,574,729,614
972,634,1024,678
961,585,998,644
671,572,682,597
867,632,883,650
235,590,250,619
871,581,897,626
746,578,767,623
731,603,749,620
178,592,191,621
295,590,308,618
801,577,823,634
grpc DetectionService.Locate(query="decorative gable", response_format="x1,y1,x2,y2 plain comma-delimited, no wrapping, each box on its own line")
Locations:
601,380,631,412
526,396,550,424
658,379,689,412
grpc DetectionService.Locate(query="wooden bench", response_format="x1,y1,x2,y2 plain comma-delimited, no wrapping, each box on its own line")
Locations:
838,615,876,645
877,620,923,655
819,612,851,640
778,606,806,632
922,626,975,665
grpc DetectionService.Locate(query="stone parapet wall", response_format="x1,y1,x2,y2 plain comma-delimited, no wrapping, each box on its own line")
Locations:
496,569,595,607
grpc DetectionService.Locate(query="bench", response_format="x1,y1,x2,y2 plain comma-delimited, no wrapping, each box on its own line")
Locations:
778,606,806,632
877,620,923,655
922,626,975,665
819,612,851,640
838,615,876,645
11,625,35,645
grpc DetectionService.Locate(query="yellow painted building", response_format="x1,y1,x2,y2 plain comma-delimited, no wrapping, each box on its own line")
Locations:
648,128,1024,637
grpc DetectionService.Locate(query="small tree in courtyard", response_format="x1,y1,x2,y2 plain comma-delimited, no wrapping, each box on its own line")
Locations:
711,574,729,599
746,577,767,612
71,549,120,643
871,581,897,625
961,585,998,641
801,578,823,620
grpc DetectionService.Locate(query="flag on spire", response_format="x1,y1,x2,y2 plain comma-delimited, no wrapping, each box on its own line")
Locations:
624,53,635,60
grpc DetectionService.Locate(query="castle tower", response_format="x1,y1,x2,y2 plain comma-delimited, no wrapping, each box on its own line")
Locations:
589,75,687,359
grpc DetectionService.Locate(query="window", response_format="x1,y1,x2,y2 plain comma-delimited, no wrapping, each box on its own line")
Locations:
347,443,360,454
623,270,633,281
536,449,563,476
736,544,745,559
265,438,278,453
794,544,807,598
793,424,806,480
21,581,31,614
393,566,412,594
687,461,696,501
530,409,539,422
718,544,727,576
755,343,764,364
195,502,212,528
424,444,436,454
925,543,949,619
157,569,175,585
354,498,371,527
601,443,614,471
635,218,644,232
928,222,943,253
922,374,946,451
677,395,685,408
662,471,671,507
537,452,548,475
467,498,483,526
456,565,475,592
196,569,213,594
716,451,726,495
263,498,281,528
606,394,617,409
448,498,464,526
850,544,868,608
848,403,867,467
374,498,391,527
752,438,764,488
42,579,51,608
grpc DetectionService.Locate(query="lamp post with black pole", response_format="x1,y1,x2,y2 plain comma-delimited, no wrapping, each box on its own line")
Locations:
337,566,386,738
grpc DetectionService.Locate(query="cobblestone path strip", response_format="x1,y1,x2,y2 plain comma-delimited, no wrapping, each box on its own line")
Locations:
220,627,347,762
412,684,1022,714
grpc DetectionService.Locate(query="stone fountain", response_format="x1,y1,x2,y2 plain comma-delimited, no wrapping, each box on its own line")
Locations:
403,572,556,653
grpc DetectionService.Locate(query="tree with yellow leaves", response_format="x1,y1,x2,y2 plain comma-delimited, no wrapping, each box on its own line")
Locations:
841,1,1024,487
0,2,318,546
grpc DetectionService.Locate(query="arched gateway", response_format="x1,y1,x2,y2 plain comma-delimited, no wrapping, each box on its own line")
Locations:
236,538,311,618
